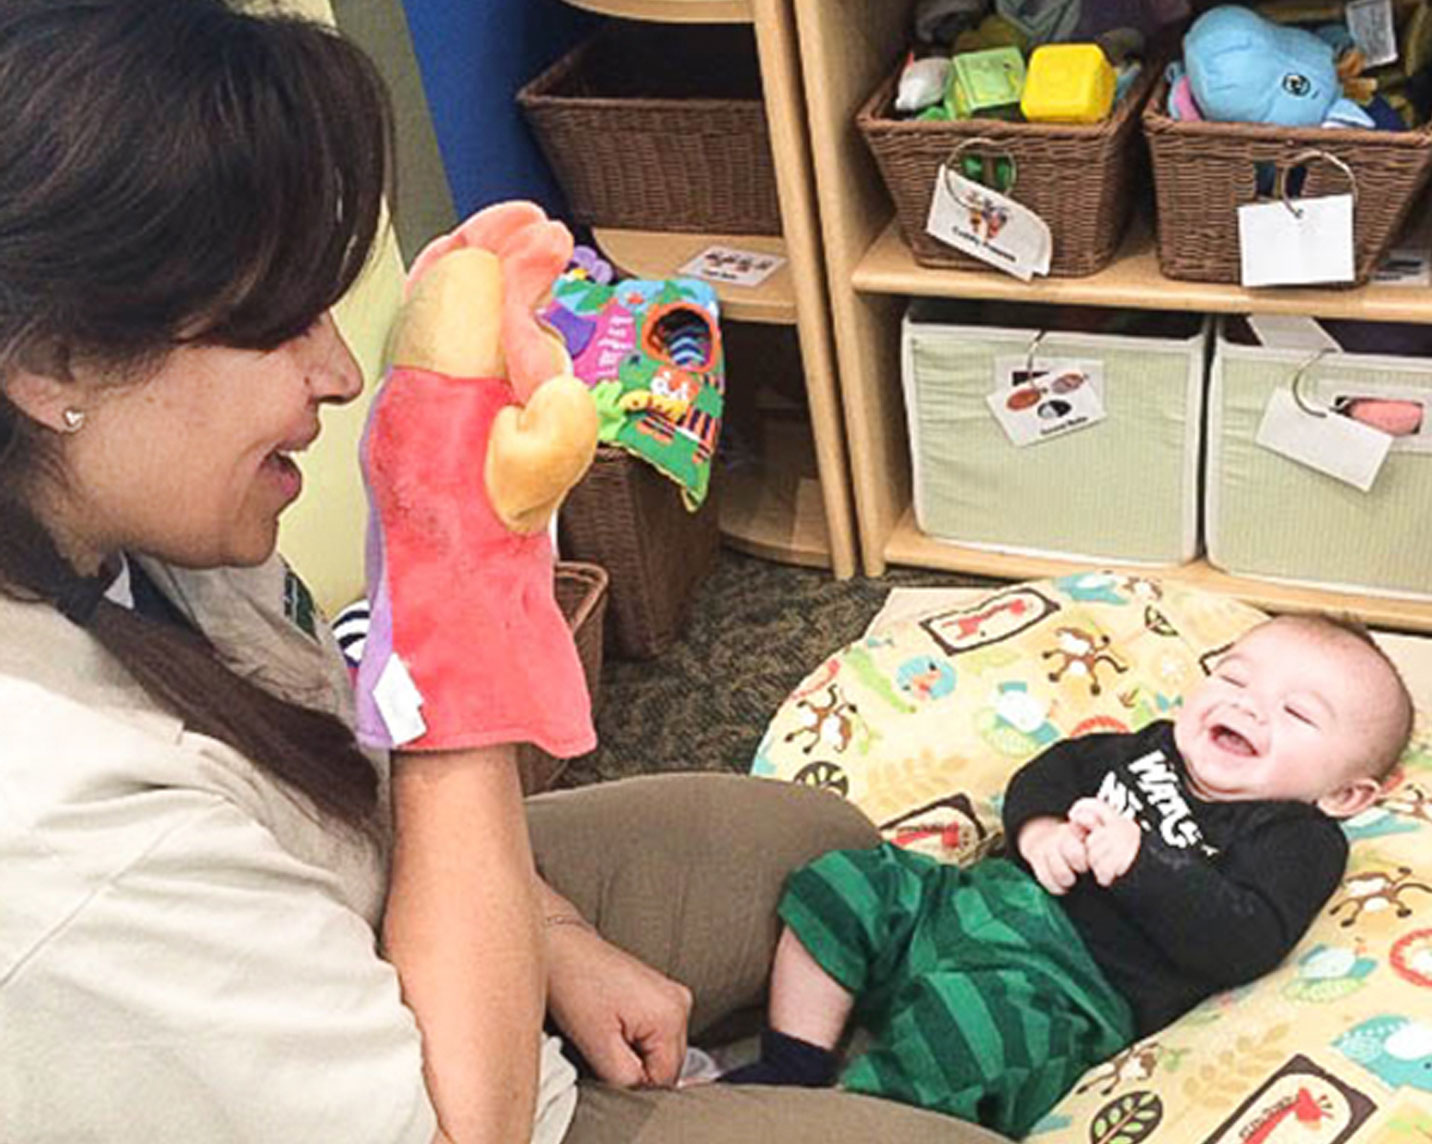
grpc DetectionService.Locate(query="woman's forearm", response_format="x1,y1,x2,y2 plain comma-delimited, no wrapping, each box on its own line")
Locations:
384,745,545,1144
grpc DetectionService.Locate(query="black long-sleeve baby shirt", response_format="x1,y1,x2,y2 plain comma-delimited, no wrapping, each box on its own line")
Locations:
1001,720,1348,1036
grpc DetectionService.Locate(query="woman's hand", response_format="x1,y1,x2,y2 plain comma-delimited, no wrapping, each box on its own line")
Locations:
544,913,694,1088
1017,814,1090,896
1068,797,1142,887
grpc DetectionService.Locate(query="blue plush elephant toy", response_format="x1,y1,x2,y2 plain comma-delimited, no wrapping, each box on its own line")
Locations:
1170,4,1372,128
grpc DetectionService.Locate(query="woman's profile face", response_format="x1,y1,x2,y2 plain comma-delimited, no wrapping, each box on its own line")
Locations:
57,313,362,571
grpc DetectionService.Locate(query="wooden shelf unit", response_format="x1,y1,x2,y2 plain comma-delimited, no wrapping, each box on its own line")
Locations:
563,0,753,22
794,0,1432,631
560,0,858,576
595,228,796,325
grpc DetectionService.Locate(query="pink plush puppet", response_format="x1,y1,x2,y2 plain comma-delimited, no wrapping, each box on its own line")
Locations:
355,202,599,756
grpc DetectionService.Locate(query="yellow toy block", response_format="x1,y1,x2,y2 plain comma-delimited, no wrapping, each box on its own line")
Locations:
1019,43,1115,124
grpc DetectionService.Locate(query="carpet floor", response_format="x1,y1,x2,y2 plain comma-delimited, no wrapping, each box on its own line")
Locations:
557,548,998,789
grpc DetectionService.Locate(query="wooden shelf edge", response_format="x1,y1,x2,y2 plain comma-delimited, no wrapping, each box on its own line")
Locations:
562,0,752,22
719,467,832,568
882,511,1432,633
593,228,796,325
852,218,1432,324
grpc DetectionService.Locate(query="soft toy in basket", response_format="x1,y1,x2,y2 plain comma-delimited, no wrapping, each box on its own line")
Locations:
750,575,1432,1140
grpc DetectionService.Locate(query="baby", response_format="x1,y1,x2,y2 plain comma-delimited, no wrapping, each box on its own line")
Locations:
723,614,1413,1137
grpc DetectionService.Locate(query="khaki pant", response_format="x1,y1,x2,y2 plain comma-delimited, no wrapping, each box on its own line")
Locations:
527,773,1008,1144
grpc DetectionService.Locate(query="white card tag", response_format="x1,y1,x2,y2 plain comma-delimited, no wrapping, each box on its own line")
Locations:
926,168,1052,282
1346,0,1398,67
1238,195,1355,287
373,654,427,746
1255,387,1391,491
987,358,1107,446
678,245,785,287
1245,314,1341,353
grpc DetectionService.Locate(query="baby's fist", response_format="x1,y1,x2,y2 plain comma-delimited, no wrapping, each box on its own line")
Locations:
1068,798,1141,887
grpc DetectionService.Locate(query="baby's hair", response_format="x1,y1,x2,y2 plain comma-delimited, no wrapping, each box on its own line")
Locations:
1256,613,1415,780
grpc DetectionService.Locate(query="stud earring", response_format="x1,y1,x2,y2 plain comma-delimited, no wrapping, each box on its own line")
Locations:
61,408,85,433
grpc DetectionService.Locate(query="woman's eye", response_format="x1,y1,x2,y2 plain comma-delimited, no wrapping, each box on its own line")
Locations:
1283,74,1311,97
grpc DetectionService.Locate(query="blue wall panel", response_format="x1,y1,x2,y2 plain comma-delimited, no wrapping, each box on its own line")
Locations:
401,0,595,219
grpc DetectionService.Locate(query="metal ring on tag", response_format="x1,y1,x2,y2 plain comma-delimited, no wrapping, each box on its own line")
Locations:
1277,150,1359,220
1023,329,1047,379
1290,349,1332,417
941,137,1018,205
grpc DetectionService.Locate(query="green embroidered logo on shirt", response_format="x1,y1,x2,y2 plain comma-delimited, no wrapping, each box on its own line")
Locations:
283,567,319,641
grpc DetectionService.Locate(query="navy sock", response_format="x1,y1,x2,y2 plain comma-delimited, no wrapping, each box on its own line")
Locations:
719,1029,839,1088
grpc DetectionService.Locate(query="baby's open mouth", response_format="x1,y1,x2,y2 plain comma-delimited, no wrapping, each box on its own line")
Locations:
1211,725,1256,756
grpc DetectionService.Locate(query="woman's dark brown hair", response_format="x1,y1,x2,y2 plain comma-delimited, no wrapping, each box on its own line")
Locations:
0,0,395,828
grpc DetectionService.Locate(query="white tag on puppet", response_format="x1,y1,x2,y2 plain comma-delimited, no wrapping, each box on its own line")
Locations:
1346,0,1399,67
1238,196,1355,287
987,357,1107,447
926,168,1052,282
373,654,427,746
1255,385,1391,491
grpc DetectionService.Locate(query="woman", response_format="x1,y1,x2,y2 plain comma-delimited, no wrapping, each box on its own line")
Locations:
0,3,1002,1141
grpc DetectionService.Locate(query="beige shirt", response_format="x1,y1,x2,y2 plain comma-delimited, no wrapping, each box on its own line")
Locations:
0,556,576,1143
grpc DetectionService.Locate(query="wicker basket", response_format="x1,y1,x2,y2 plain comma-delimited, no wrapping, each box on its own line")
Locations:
517,23,781,235
516,561,609,795
856,59,1158,276
1143,78,1432,285
558,446,721,661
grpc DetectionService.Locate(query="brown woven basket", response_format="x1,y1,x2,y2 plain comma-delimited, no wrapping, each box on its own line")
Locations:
558,446,721,661
517,24,781,235
516,561,609,794
1143,78,1432,285
856,59,1158,276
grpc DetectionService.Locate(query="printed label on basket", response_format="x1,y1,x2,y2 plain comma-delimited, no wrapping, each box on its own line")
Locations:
373,654,427,746
678,245,785,288
926,168,1051,282
987,357,1107,446
1346,0,1398,67
1238,195,1355,287
1256,386,1392,491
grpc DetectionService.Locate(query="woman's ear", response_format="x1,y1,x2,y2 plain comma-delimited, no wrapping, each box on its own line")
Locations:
2,366,80,434
1317,776,1382,820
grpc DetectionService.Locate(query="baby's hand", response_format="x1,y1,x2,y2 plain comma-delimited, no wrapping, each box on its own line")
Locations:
1017,816,1090,896
1067,798,1141,887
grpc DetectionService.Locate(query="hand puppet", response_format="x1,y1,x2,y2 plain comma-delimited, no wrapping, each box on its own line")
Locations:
355,202,599,756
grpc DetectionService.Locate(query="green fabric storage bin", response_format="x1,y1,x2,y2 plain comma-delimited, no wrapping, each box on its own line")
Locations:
901,300,1209,565
1208,318,1432,599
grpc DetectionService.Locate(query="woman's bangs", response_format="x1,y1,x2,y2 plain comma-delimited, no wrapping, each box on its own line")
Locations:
192,19,390,350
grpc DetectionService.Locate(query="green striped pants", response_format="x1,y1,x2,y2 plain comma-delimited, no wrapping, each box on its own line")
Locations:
779,846,1135,1138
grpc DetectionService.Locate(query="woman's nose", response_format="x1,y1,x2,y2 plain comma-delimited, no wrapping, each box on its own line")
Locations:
301,313,363,405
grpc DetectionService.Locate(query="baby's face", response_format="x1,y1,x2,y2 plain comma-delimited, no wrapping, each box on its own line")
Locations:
1173,622,1384,813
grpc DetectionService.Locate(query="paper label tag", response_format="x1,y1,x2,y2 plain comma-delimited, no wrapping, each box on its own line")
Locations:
1373,245,1432,287
987,357,1107,446
926,168,1052,282
1238,195,1355,287
678,245,785,287
1255,386,1391,491
1346,0,1398,67
373,654,427,746
1245,314,1341,353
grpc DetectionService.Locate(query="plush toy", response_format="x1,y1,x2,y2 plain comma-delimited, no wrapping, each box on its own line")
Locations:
354,201,600,756
1174,5,1373,127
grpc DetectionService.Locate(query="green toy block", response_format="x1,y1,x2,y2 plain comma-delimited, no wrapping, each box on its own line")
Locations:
949,46,1027,120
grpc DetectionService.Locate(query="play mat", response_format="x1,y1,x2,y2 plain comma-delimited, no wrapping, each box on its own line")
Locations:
754,572,1432,1143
